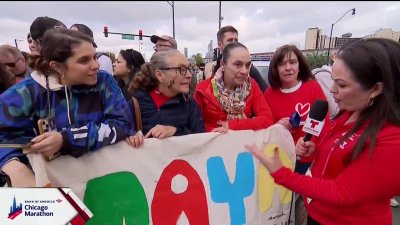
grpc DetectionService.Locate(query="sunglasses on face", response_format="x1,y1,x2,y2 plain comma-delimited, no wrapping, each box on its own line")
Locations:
2,57,21,68
159,66,193,76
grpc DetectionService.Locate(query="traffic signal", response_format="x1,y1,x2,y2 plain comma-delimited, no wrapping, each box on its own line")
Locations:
104,26,108,37
213,48,218,61
139,30,143,40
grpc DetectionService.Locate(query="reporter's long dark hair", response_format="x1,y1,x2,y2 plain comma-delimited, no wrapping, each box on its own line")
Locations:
337,38,400,161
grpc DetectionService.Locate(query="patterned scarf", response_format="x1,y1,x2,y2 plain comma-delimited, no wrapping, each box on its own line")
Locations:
212,67,251,120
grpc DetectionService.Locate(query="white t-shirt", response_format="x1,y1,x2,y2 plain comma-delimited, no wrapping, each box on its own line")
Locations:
97,54,113,76
313,65,339,119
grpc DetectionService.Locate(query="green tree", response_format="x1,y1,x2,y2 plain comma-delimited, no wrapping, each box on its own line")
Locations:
305,53,329,70
193,53,204,66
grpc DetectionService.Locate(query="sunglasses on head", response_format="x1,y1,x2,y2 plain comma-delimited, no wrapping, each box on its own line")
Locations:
2,58,21,68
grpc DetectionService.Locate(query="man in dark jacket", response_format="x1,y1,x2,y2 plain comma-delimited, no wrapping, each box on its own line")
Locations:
204,25,268,92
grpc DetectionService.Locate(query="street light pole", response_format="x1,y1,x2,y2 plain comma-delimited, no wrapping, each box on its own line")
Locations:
219,1,222,30
167,1,175,38
326,8,356,65
14,39,23,49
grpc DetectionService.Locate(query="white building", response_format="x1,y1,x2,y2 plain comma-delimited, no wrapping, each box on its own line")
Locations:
364,28,400,42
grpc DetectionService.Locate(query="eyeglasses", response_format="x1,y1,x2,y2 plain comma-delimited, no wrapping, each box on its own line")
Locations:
153,44,173,51
159,66,193,76
2,57,21,68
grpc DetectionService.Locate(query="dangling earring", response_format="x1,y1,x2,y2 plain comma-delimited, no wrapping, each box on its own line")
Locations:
61,73,65,79
367,96,374,107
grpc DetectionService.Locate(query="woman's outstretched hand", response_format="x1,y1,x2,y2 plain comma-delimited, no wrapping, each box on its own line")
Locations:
245,144,283,173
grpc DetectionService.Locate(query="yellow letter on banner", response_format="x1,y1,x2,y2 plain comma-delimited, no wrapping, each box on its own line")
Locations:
258,144,294,212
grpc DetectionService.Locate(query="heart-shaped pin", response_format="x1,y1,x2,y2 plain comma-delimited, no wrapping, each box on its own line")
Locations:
295,102,311,117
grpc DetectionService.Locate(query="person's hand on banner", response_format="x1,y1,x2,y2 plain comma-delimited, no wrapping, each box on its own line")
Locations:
277,117,292,130
125,131,144,148
144,125,177,139
295,137,316,158
26,131,63,157
245,144,283,173
211,120,229,133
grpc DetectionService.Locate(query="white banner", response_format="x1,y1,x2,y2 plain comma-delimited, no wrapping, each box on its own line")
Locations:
30,124,296,225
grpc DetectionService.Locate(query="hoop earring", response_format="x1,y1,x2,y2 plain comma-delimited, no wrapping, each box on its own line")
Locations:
367,96,374,107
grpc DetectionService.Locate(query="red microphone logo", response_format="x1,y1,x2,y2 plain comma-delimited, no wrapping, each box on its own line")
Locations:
310,120,320,129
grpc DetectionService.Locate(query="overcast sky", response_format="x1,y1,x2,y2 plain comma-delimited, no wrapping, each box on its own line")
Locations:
1,1,399,61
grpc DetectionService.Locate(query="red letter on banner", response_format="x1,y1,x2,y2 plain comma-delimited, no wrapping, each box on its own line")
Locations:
152,160,209,225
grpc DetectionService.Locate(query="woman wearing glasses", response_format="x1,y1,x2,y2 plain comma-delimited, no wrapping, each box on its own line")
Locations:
125,49,205,148
113,49,145,99
193,42,274,132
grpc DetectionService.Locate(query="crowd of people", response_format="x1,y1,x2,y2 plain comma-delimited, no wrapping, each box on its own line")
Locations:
0,15,399,225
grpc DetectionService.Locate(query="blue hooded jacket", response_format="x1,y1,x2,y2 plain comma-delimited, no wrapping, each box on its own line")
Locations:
0,70,133,168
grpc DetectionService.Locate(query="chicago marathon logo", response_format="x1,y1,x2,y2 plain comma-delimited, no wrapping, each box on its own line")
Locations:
8,196,22,220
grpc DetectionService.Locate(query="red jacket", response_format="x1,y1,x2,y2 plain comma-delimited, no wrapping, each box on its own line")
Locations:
194,78,274,132
271,111,400,225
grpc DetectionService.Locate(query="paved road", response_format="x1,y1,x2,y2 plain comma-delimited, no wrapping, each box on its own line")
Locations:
393,196,400,225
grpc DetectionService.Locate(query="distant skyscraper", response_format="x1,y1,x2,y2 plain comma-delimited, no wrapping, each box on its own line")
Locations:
206,40,214,58
184,47,188,58
305,27,321,50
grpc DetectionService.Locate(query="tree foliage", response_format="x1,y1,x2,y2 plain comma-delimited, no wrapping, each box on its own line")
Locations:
192,53,204,66
305,53,329,70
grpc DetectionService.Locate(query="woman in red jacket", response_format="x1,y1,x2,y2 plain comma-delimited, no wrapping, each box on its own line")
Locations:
246,38,400,225
194,42,273,132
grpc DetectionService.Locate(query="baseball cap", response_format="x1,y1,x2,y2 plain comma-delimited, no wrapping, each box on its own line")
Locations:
70,24,97,48
30,17,66,41
150,35,177,49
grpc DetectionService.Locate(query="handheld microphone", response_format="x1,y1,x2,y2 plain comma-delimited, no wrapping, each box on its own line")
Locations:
289,111,301,128
302,99,329,142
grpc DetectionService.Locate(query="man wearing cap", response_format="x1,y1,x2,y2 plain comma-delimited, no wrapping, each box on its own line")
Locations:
150,35,177,52
70,23,113,76
29,16,66,53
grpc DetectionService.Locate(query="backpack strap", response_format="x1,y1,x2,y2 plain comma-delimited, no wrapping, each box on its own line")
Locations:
131,96,143,132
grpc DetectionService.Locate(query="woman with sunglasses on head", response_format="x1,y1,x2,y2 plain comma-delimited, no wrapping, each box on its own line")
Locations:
113,49,145,99
193,42,274,133
125,49,205,148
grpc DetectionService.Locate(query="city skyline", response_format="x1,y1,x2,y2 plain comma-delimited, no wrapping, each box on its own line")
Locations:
0,1,399,60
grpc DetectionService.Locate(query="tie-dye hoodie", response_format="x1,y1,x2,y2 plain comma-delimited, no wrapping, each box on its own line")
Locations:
0,70,133,168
